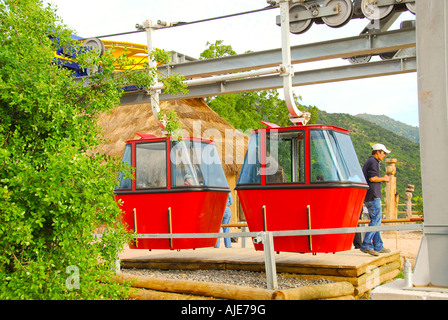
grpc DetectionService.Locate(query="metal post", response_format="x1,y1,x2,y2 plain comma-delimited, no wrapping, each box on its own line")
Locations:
413,0,448,287
241,226,248,248
168,207,173,249
143,20,162,126
133,208,138,248
279,0,310,125
261,232,278,290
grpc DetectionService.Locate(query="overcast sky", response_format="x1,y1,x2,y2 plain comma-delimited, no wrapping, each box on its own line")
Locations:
45,0,419,127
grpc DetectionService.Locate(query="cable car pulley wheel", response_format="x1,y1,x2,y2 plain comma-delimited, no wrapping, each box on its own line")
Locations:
289,3,313,34
82,37,105,57
322,0,354,28
361,0,395,20
406,2,416,14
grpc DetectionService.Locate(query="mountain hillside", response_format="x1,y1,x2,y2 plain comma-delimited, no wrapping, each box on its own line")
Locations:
317,110,422,201
355,113,420,143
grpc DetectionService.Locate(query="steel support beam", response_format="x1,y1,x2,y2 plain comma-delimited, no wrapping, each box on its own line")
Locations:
156,28,415,78
413,0,448,288
120,56,416,103
118,28,416,104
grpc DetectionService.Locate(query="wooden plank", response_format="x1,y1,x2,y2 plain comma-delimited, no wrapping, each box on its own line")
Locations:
119,247,404,300
249,260,401,289
355,269,400,297
116,273,275,300
355,260,402,287
354,252,401,277
272,281,354,300
129,288,219,300
121,248,401,278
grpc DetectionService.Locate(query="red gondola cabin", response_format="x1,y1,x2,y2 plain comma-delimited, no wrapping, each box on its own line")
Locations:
115,134,230,250
236,123,368,253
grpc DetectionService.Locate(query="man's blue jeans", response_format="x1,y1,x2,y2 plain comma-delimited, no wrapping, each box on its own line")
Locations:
360,198,385,252
215,208,232,248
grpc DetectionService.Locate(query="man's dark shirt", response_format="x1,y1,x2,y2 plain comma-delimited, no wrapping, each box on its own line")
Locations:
363,156,381,202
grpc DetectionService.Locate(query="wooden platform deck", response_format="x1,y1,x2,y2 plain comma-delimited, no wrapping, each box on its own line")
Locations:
120,247,402,297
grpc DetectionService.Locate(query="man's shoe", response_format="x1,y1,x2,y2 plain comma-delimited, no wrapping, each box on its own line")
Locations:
377,248,391,254
360,249,379,256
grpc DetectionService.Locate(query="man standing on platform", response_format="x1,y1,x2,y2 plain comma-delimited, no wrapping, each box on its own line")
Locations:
360,144,392,256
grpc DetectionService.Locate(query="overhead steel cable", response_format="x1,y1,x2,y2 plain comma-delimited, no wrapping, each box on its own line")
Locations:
81,5,276,40
169,5,276,28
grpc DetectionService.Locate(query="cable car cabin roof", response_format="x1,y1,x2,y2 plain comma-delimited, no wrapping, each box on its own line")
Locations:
254,122,350,134
236,122,367,188
125,133,215,144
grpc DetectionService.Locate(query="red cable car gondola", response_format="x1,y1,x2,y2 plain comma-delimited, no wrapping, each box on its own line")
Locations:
236,122,368,254
115,133,230,250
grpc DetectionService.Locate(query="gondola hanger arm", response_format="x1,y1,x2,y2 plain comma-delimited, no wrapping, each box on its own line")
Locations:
278,0,311,125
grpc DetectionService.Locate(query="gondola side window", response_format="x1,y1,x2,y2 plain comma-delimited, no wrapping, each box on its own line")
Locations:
115,144,133,190
237,133,261,185
171,140,229,188
135,142,167,189
310,130,366,183
266,130,305,184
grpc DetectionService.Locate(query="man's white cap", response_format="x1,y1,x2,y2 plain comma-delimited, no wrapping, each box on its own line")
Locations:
372,143,391,154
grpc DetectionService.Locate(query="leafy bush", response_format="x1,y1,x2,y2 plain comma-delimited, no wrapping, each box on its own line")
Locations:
0,0,183,299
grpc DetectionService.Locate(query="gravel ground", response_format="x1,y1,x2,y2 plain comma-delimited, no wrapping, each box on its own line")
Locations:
122,268,333,290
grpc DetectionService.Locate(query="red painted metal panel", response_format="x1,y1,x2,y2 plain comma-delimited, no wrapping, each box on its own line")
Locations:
237,186,366,253
117,190,228,249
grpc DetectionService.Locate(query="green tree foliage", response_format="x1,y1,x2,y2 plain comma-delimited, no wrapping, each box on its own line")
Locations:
0,0,184,299
356,113,420,143
206,91,318,131
317,111,422,201
199,40,236,59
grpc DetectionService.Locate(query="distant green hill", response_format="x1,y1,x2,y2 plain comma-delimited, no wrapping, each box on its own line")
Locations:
317,110,422,201
355,113,420,143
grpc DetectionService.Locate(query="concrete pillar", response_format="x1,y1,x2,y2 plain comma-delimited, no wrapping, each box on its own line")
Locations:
413,0,448,287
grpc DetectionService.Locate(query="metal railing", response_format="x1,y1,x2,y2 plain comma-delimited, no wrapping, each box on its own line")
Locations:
129,222,424,290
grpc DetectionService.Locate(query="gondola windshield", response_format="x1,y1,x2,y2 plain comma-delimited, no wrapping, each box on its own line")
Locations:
237,126,366,186
237,132,261,185
310,130,366,183
116,144,132,190
171,140,228,188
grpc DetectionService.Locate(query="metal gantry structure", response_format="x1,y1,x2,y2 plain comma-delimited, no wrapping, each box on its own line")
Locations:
124,0,419,127
96,0,447,290
122,27,416,104
412,0,448,290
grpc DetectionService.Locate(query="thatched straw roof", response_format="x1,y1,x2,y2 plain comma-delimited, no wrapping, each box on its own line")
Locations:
98,98,249,175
